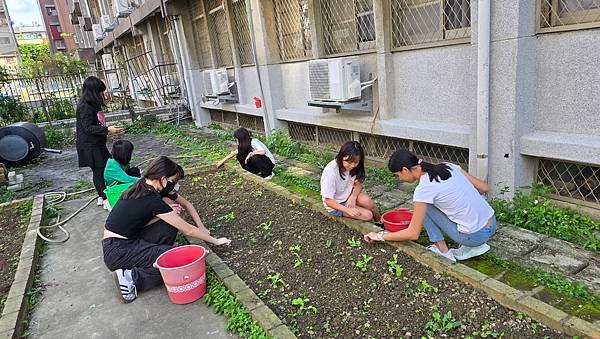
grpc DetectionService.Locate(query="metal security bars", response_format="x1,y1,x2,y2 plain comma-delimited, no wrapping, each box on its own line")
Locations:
538,0,600,32
537,158,600,207
231,0,254,65
272,0,312,61
190,0,212,68
391,0,471,49
207,0,234,67
360,133,410,159
320,0,376,55
210,110,265,133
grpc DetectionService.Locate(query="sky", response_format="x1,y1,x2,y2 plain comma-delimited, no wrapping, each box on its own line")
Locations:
5,0,43,27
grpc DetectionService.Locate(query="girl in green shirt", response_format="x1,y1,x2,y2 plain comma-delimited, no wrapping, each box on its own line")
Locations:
104,140,141,187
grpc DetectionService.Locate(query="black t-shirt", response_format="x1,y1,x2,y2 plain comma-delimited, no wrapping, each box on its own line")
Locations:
105,191,174,239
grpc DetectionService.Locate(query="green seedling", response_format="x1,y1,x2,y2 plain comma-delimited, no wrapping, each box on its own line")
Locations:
354,254,373,272
417,279,439,293
324,239,333,248
266,273,287,289
291,297,317,315
219,211,235,222
232,177,243,185
469,321,504,338
257,221,272,231
347,236,362,248
288,244,302,253
292,253,303,268
387,254,404,278
424,305,461,336
252,190,263,197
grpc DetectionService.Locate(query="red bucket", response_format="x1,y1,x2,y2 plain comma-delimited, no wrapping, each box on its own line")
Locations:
154,245,207,304
382,208,413,232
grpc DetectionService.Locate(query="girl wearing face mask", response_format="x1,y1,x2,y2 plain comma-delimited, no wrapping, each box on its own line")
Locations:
320,141,381,223
102,156,231,303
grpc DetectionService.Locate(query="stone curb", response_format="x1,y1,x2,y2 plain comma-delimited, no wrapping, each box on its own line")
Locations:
0,195,45,339
213,165,600,338
184,237,297,339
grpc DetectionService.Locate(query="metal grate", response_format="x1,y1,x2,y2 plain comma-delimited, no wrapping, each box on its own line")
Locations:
320,0,376,55
157,16,175,63
238,113,265,132
539,0,600,31
207,0,234,67
231,0,254,65
210,110,223,122
308,60,330,99
288,122,317,142
272,0,312,61
413,140,469,168
537,158,600,206
317,126,353,149
360,133,411,159
222,110,238,124
190,0,212,68
391,0,471,49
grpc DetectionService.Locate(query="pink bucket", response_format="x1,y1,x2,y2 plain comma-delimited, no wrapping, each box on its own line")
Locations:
154,245,208,304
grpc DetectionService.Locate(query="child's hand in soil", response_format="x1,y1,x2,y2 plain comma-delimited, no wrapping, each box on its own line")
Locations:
346,207,362,218
214,237,232,246
364,232,382,243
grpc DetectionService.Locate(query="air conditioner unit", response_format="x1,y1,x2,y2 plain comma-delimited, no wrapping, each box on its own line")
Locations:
114,0,132,18
107,73,120,90
202,68,229,96
101,15,116,32
308,56,361,102
92,24,104,40
101,54,115,70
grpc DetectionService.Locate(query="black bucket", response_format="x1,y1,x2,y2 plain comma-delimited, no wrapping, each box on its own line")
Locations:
0,122,47,167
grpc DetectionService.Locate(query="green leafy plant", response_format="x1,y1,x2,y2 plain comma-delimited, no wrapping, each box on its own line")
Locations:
266,273,287,289
417,279,439,293
288,244,304,268
203,269,270,338
353,254,373,272
424,305,461,336
232,177,243,185
257,221,272,231
347,236,362,249
0,95,29,126
324,239,333,248
468,321,504,338
0,186,16,204
46,94,75,121
252,190,263,197
387,254,404,278
288,244,302,253
44,126,75,148
291,297,317,315
219,211,235,222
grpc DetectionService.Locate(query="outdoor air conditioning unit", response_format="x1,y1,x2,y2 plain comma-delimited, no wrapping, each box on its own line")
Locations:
114,0,132,18
101,54,115,70
101,15,116,32
202,68,229,96
92,24,104,40
308,56,361,102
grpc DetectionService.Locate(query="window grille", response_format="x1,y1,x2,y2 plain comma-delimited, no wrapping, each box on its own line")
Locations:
190,0,212,68
538,0,600,31
391,0,471,49
231,0,254,65
537,158,600,207
320,0,376,55
207,0,234,67
272,0,312,60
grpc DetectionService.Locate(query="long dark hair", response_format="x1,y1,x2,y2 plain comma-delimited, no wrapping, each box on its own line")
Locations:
388,149,451,183
112,140,134,166
79,76,106,110
234,127,252,159
336,141,365,182
122,156,179,199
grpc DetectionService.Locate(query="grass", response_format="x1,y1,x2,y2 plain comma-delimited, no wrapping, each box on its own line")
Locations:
0,186,16,204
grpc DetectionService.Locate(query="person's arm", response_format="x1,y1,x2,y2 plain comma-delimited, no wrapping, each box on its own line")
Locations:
79,105,122,135
216,149,237,168
364,202,426,242
174,195,210,234
346,180,362,208
324,198,362,218
157,211,231,246
461,169,489,194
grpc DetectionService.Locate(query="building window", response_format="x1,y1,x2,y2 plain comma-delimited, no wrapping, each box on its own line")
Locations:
320,0,375,55
158,17,175,63
46,6,58,16
231,0,254,65
539,0,600,32
206,0,234,67
189,0,212,68
273,0,312,61
391,0,471,49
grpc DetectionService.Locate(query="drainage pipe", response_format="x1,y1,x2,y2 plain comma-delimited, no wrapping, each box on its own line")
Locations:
476,0,491,180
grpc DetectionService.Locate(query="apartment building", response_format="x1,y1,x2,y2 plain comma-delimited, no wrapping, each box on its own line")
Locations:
0,0,19,67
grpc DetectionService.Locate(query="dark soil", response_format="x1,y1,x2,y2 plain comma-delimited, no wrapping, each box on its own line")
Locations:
0,199,32,314
183,169,567,338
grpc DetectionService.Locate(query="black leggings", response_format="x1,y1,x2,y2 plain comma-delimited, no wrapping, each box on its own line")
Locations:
91,166,107,199
102,220,178,292
236,154,275,178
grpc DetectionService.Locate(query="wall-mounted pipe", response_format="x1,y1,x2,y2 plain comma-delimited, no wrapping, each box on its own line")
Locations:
476,0,490,180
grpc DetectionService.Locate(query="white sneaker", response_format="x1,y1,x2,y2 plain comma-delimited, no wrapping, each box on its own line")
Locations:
97,197,104,206
427,244,456,262
113,269,137,303
264,173,274,180
103,199,112,211
451,243,491,260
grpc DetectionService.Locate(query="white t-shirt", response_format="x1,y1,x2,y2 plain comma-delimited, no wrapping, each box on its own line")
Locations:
413,163,494,234
320,160,355,212
250,138,275,164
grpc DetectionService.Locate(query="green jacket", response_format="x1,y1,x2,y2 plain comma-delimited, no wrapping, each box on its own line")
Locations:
104,158,139,187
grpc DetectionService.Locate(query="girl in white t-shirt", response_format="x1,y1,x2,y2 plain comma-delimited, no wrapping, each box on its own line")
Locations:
320,141,381,223
364,149,496,262
216,128,276,179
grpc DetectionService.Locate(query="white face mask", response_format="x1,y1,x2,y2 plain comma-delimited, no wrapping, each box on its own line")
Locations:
174,183,180,192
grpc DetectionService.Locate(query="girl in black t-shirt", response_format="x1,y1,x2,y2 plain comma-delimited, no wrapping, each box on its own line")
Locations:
102,156,231,303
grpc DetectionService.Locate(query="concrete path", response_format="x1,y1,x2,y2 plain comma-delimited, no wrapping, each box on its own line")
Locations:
28,198,235,339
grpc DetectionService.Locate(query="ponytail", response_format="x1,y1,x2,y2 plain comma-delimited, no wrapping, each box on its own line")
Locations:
388,149,452,183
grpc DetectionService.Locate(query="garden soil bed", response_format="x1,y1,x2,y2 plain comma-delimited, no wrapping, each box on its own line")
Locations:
183,169,567,338
0,199,32,314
